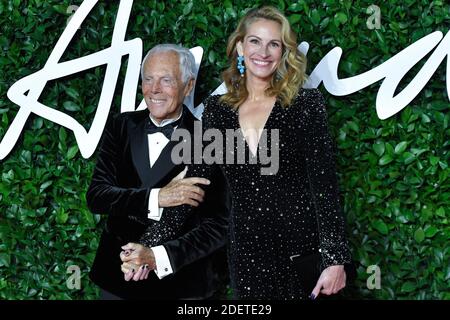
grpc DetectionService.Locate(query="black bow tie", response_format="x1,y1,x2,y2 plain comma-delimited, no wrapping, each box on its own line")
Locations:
145,116,182,139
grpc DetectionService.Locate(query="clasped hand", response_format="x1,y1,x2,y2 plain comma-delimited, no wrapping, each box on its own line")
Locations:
119,243,155,281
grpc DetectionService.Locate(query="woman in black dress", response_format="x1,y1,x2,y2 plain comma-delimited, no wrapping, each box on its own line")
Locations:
122,6,351,300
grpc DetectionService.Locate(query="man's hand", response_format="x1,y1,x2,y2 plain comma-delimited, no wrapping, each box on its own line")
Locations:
120,243,156,281
158,167,210,207
310,265,346,299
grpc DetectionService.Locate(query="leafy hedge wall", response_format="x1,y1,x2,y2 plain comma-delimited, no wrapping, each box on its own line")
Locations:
0,0,448,299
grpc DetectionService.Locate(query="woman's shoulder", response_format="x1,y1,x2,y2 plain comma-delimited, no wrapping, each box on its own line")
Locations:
203,94,221,108
203,94,232,109
285,88,329,128
293,88,325,106
289,88,327,114
201,94,234,125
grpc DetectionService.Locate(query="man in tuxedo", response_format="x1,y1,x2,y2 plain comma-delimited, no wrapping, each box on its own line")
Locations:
86,44,230,299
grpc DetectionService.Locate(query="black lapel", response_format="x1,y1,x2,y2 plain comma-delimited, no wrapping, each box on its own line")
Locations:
128,109,153,188
146,105,197,188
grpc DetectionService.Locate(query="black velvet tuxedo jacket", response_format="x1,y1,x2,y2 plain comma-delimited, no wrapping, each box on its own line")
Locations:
86,106,230,299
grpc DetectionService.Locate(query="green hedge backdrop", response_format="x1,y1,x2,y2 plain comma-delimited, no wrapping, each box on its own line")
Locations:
0,0,448,299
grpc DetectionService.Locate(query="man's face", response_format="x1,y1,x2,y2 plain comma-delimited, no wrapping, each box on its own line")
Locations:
142,51,193,123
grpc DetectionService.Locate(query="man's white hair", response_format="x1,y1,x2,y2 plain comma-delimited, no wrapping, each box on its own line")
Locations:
140,44,196,84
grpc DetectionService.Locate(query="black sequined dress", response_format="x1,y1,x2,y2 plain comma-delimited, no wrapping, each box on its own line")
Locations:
140,88,351,299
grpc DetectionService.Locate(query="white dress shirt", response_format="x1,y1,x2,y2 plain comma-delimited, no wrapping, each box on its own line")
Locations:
145,111,183,279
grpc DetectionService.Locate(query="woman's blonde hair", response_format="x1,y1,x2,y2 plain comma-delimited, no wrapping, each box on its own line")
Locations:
220,6,307,109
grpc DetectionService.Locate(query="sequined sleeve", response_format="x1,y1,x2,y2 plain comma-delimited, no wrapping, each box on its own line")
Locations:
298,89,351,268
139,98,218,248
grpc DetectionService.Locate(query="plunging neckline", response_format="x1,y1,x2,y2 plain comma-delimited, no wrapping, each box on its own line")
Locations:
236,99,278,158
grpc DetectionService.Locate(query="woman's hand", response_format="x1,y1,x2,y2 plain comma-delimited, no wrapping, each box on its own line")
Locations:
119,243,156,281
121,261,150,281
311,265,346,299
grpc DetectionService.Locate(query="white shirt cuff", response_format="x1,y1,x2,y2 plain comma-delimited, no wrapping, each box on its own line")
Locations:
147,189,164,221
151,246,173,279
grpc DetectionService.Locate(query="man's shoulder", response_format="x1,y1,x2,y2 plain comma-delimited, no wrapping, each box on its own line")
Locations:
114,109,149,122
107,109,149,130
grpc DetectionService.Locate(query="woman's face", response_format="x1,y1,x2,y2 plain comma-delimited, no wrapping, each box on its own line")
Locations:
237,18,283,82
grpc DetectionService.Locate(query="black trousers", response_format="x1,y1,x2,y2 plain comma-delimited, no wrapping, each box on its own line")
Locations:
100,288,123,300
98,287,216,300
